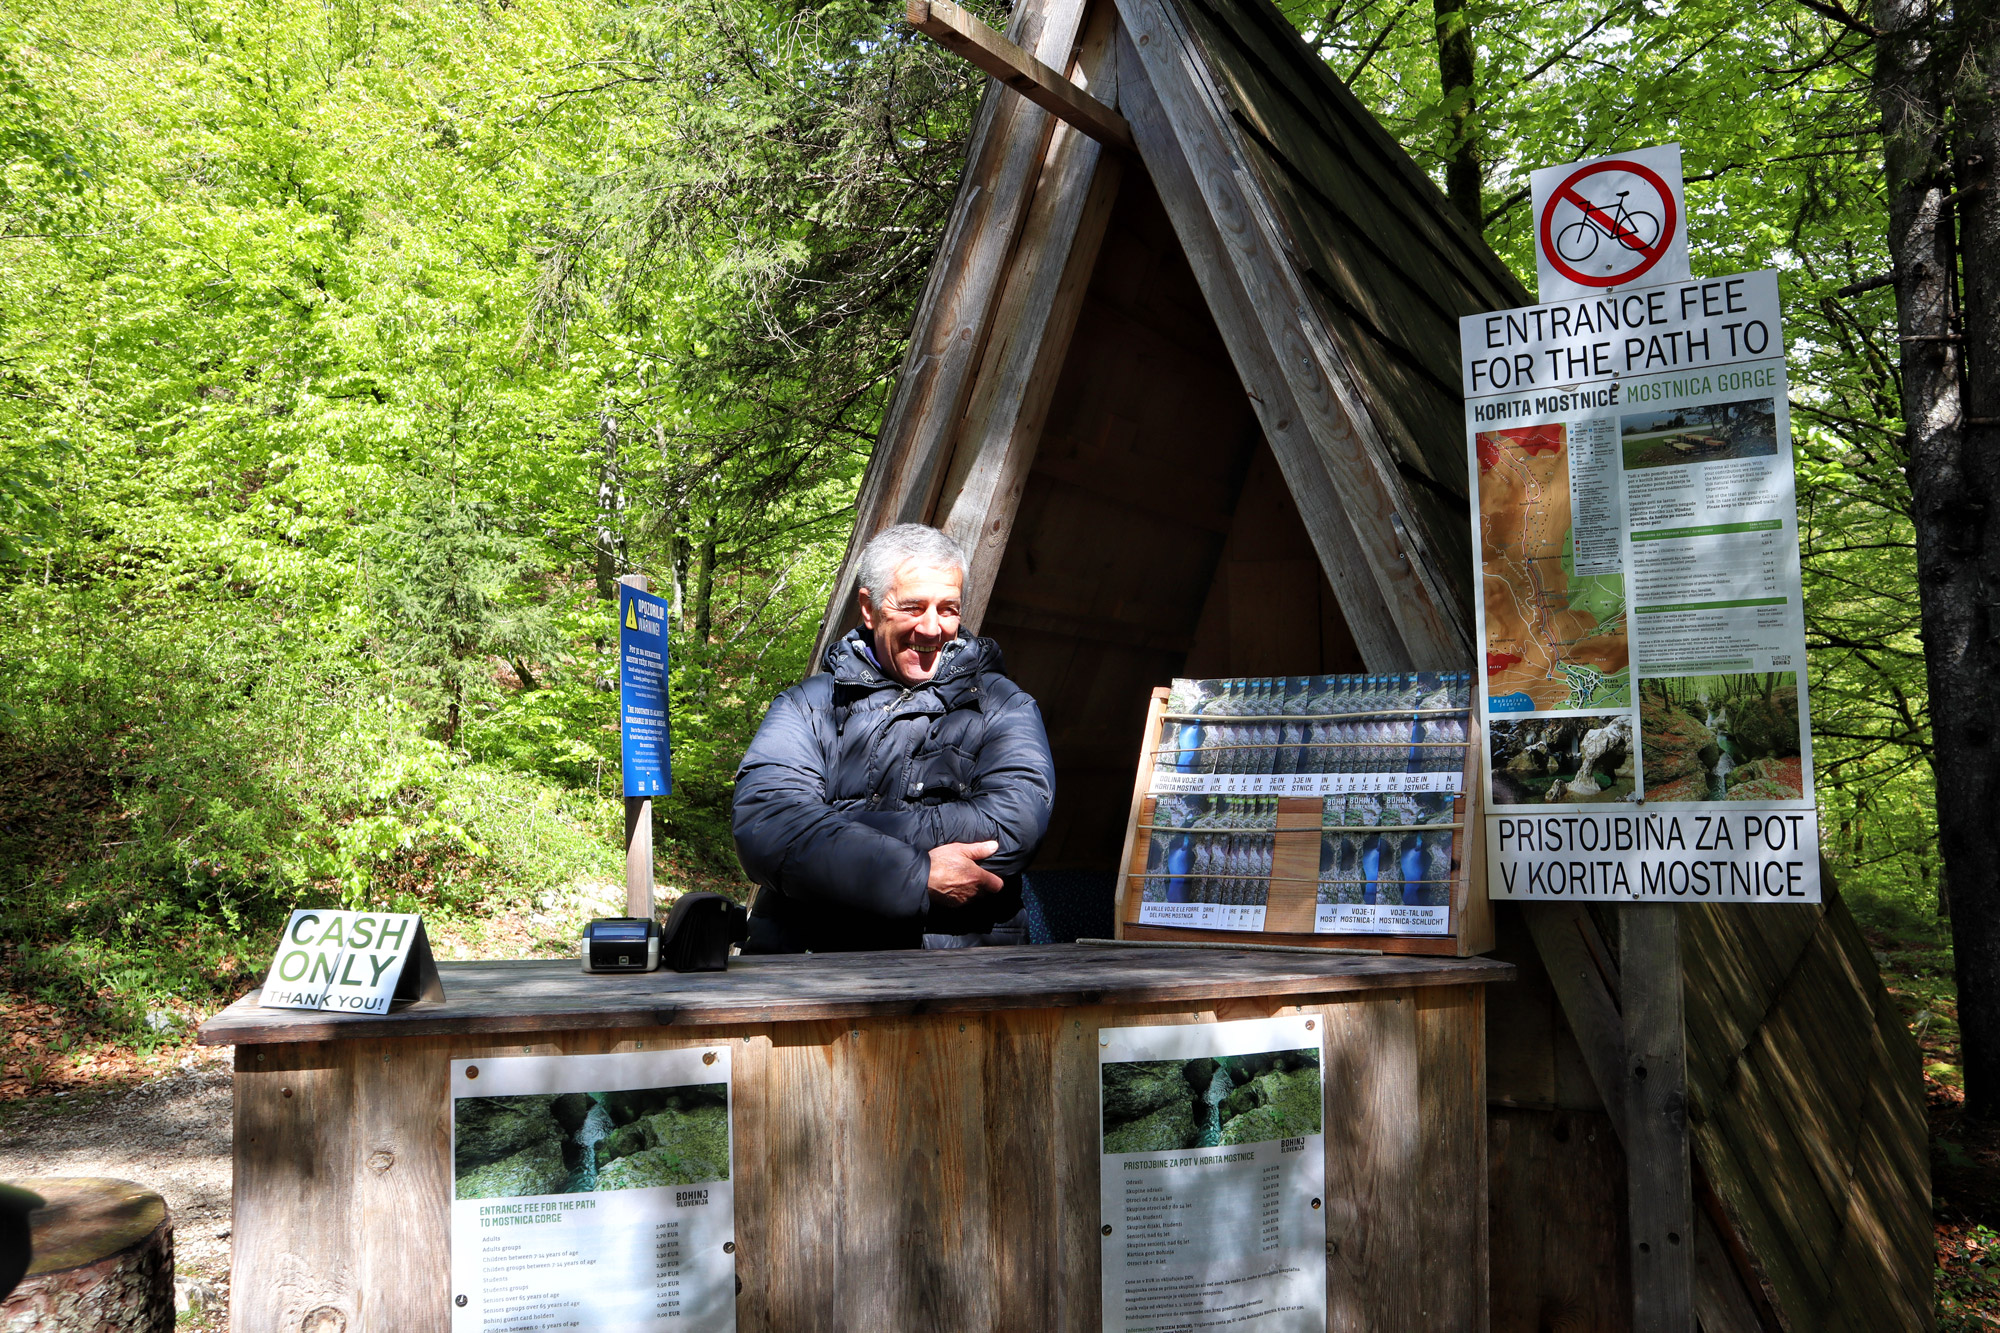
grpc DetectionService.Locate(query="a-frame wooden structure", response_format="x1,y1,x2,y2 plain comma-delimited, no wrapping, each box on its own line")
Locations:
814,0,1514,877
815,0,1932,1326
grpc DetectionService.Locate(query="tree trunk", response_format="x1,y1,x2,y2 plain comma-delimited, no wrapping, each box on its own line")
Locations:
671,532,689,629
694,528,717,647
1950,4,2000,1105
1880,0,1998,1111
1431,0,1481,232
594,400,624,602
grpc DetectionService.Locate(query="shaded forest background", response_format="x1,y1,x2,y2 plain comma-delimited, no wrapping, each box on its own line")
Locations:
0,0,1928,1058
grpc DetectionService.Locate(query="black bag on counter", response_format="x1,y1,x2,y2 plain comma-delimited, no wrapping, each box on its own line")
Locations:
660,893,750,973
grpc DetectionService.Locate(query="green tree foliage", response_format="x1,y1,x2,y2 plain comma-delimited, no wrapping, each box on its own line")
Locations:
0,0,1949,1046
0,0,981,1035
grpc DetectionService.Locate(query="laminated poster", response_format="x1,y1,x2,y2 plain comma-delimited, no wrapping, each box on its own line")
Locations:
1099,1015,1328,1333
450,1049,734,1333
1462,269,1821,903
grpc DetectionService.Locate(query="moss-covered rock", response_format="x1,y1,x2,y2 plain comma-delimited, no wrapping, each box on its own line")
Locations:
596,1122,649,1166
550,1093,594,1137
1101,1061,1189,1123
596,1106,731,1188
1725,776,1801,801
1729,687,1799,758
1640,699,1717,785
455,1138,570,1199
1218,1068,1323,1144
454,1095,563,1173
1102,1098,1197,1154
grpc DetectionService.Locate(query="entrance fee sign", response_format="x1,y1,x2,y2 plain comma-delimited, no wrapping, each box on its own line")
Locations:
260,909,444,1014
1530,144,1689,302
450,1049,736,1333
1459,269,1821,903
620,583,672,797
1099,1015,1327,1333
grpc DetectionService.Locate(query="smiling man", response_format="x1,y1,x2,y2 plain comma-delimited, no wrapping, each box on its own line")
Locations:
731,524,1056,952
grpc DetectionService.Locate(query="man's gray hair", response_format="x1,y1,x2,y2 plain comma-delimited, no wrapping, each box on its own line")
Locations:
856,523,969,602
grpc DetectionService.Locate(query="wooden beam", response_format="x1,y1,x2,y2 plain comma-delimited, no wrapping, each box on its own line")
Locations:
1622,906,1695,1332
938,0,1126,631
908,0,1137,153
1524,903,1776,1333
812,0,1094,669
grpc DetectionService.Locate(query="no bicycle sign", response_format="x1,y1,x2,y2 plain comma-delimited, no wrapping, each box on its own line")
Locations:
1531,144,1690,302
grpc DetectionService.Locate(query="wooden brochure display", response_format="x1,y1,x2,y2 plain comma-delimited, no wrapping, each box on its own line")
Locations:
1115,685,1494,956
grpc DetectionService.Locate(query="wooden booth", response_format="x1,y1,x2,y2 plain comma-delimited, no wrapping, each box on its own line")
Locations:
200,945,1508,1332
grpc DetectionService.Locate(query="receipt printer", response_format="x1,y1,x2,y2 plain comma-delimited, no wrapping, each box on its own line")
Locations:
581,917,660,973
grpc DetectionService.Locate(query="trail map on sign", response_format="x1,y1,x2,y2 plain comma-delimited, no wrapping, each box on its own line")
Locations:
1477,423,1630,711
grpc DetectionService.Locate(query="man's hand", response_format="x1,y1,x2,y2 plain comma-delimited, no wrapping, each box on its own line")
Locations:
927,840,1003,907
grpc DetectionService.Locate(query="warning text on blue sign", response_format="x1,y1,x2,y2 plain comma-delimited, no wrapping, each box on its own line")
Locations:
620,584,672,797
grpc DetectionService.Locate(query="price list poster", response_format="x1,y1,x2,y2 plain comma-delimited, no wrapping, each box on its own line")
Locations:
449,1049,735,1332
1461,270,1822,903
1099,1014,1328,1333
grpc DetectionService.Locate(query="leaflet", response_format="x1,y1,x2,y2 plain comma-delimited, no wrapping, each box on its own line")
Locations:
449,1049,735,1333
1099,1015,1327,1333
1461,270,1820,903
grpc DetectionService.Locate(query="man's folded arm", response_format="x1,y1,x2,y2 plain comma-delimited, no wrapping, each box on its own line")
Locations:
732,694,932,919
845,693,1054,876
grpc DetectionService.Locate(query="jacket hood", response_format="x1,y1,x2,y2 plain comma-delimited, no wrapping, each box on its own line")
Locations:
823,627,1005,690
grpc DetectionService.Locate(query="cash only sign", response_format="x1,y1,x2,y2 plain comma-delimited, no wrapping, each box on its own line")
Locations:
1463,144,1821,905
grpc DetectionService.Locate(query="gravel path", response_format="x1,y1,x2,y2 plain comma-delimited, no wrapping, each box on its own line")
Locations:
0,1051,234,1326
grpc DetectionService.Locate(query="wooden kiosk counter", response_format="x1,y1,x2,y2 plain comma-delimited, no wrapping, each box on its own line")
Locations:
198,943,1509,1333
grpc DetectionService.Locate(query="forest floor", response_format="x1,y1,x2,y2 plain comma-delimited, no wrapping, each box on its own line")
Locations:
0,890,1981,1329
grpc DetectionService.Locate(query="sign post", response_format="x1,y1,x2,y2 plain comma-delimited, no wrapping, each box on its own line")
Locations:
1465,144,1815,1333
619,574,673,919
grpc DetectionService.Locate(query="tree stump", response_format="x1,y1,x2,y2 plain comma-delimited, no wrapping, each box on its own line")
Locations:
0,1178,173,1333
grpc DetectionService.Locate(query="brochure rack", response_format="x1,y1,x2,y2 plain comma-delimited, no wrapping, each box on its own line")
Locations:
1114,683,1495,957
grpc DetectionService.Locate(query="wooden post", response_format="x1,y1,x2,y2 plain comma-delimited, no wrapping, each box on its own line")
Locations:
619,573,654,921
1621,904,1693,1332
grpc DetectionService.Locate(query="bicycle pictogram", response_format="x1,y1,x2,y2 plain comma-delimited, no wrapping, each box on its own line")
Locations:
1553,190,1661,264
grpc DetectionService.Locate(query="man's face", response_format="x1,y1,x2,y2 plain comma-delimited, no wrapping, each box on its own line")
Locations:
859,561,964,685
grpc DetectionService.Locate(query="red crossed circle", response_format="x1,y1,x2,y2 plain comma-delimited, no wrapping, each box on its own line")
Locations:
1538,159,1678,289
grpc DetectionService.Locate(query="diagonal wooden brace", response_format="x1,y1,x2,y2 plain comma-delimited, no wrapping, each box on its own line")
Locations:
907,0,1136,152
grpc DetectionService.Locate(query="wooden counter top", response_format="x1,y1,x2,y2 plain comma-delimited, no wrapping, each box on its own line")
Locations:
197,942,1512,1044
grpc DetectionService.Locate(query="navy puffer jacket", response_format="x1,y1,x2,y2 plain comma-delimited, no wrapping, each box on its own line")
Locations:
731,629,1056,952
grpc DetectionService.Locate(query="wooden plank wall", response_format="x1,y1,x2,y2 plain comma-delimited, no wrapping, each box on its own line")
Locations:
230,989,1492,1333
1156,0,1531,613
984,173,1264,869
1483,888,1933,1332
1678,892,1932,1331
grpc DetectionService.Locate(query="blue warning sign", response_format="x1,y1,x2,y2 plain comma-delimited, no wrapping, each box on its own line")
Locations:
619,583,672,797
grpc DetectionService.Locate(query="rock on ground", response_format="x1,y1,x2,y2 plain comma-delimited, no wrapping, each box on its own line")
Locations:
1102,1098,1196,1154
1218,1067,1324,1145
1100,1060,1189,1123
454,1138,570,1200
453,1095,566,1175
